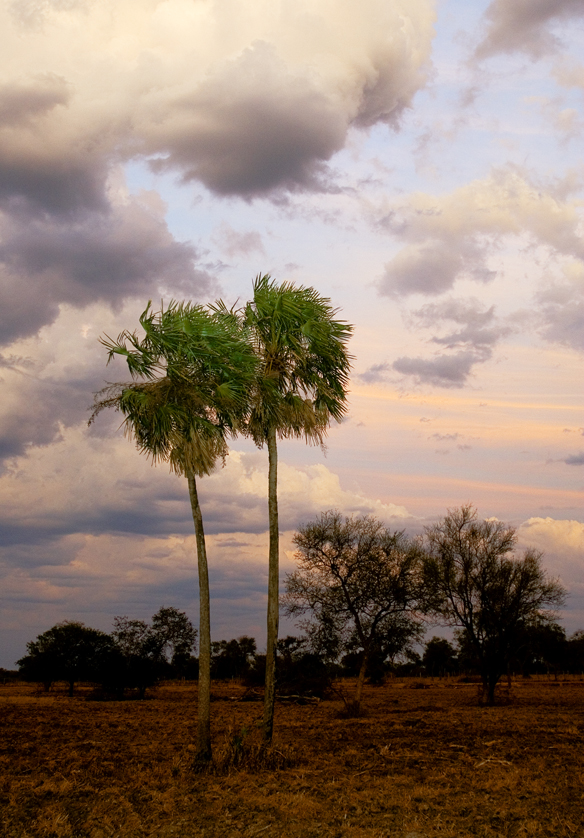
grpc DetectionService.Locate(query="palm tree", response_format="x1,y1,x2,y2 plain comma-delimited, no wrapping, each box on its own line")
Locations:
240,275,353,741
90,300,256,763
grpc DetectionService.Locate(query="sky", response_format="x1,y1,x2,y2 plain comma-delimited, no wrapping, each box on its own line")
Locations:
1,0,583,668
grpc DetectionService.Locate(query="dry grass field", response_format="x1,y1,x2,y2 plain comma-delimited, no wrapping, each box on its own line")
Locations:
1,677,583,838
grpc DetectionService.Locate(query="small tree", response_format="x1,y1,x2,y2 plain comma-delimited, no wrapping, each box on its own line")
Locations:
422,505,566,704
211,636,257,680
566,631,584,674
108,607,197,697
17,622,112,696
512,619,567,678
283,510,423,714
151,606,198,676
423,636,458,677
109,617,162,699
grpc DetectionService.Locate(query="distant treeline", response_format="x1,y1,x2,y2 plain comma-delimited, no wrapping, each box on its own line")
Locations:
6,610,584,700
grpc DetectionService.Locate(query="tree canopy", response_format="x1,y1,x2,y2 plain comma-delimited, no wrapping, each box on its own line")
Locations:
284,510,424,712
422,504,566,703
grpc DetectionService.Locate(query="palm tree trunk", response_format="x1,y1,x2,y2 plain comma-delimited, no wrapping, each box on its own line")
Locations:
188,473,212,763
263,426,279,743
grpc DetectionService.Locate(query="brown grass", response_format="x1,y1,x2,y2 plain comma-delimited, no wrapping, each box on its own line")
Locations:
1,676,583,837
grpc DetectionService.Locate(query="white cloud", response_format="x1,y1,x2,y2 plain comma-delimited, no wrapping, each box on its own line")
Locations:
517,516,584,630
518,516,584,568
368,167,584,384
377,166,584,300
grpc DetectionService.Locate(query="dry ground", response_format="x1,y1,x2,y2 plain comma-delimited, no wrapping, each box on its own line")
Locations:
1,677,583,838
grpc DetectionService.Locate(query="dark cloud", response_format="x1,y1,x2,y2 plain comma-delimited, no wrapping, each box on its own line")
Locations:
0,196,214,344
392,350,485,388
0,164,109,218
0,74,70,126
564,453,584,466
0,374,82,464
390,298,509,388
361,300,508,389
358,362,391,384
414,298,511,349
0,75,107,216
147,44,347,199
475,0,584,60
379,239,495,298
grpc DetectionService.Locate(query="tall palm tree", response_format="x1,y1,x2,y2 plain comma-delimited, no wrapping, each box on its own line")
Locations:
241,275,353,742
90,300,256,763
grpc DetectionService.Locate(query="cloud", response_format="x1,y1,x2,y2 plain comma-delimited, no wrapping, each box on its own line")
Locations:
553,60,584,92
358,362,391,384
360,298,511,389
0,423,413,551
391,297,510,388
516,517,584,630
0,0,435,348
376,166,584,300
392,350,485,388
518,516,584,581
0,188,214,344
526,96,584,143
535,261,584,352
213,223,265,259
412,298,510,348
380,239,495,298
0,420,414,661
1,0,435,205
563,453,584,466
475,0,584,61
146,42,348,197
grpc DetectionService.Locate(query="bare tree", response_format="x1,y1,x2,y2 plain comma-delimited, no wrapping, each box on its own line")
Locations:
422,504,566,704
283,510,424,714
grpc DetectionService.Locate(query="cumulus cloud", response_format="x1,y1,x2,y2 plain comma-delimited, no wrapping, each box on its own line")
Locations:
518,516,584,581
0,190,213,344
0,524,309,664
377,166,584,300
0,423,413,550
0,421,413,661
1,0,435,204
0,0,435,346
517,516,584,629
475,0,584,60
